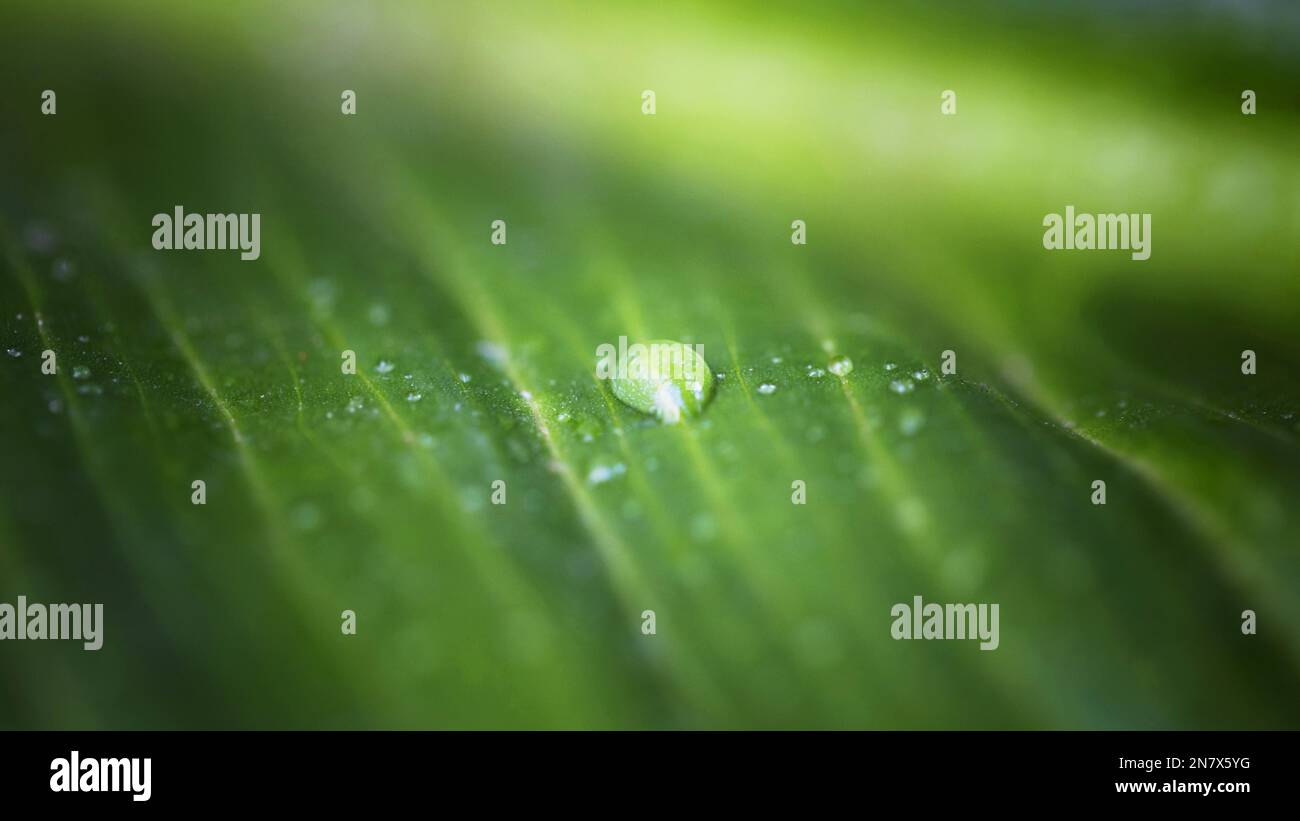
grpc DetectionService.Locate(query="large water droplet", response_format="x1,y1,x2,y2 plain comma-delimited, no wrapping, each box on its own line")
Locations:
607,339,714,424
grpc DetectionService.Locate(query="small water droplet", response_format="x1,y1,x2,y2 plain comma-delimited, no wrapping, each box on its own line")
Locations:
912,369,929,381
889,379,915,395
899,408,925,436
771,356,783,364
346,396,365,414
72,365,91,380
807,366,825,378
368,303,390,325
406,392,423,402
476,340,508,369
828,356,853,377
458,372,472,383
757,383,777,395
48,398,63,414
375,360,395,374
884,362,897,371
51,258,76,282
586,463,626,485
5,348,20,358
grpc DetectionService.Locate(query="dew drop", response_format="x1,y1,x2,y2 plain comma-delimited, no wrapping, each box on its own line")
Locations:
899,408,925,436
72,365,91,380
884,362,897,371
757,383,777,395
5,348,20,358
375,360,395,374
586,463,626,485
607,339,714,424
406,392,423,402
889,379,915,395
828,356,853,377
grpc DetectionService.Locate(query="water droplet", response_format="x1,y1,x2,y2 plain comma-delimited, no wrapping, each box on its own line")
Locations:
458,372,472,383
806,367,825,378
48,398,63,414
912,369,929,381
5,348,20,358
884,362,897,371
586,463,626,485
406,392,423,402
476,340,508,369
771,356,783,364
292,503,322,531
72,366,91,380
368,303,390,325
889,379,915,395
24,221,56,253
375,360,395,374
346,396,365,414
828,356,853,377
51,258,76,282
899,408,925,436
608,340,714,424
757,383,777,395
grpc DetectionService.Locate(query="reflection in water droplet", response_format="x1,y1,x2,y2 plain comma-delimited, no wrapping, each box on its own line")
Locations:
757,383,777,395
828,356,853,377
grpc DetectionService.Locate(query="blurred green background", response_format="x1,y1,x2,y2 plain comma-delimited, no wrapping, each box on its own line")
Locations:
1,0,1299,728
